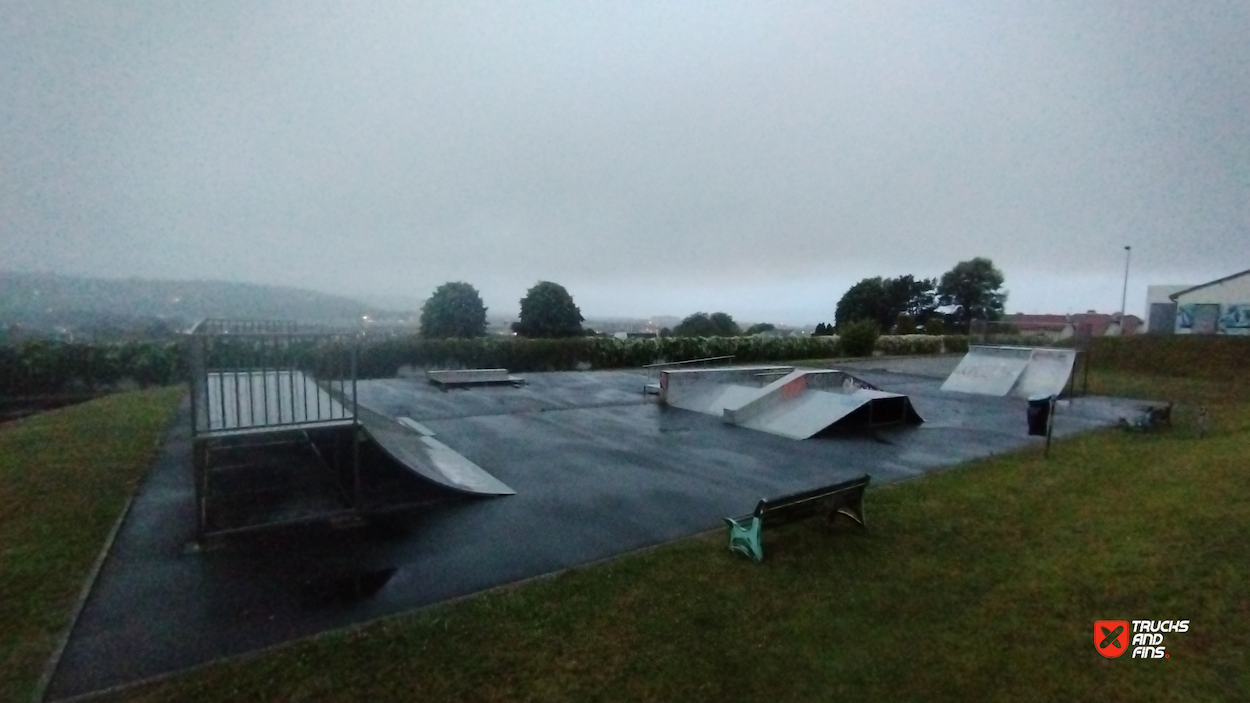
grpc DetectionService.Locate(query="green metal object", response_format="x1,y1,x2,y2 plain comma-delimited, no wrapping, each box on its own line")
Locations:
723,516,764,562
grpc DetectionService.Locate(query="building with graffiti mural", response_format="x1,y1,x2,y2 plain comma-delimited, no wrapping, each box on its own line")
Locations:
1161,268,1250,335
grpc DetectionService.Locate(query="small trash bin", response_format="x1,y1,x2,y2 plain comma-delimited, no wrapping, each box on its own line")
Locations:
1027,394,1052,436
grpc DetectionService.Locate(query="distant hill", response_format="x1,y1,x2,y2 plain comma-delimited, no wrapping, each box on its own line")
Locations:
0,272,393,332
351,294,426,314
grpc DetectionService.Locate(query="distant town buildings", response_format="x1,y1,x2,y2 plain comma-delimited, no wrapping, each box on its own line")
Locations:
1000,312,1143,339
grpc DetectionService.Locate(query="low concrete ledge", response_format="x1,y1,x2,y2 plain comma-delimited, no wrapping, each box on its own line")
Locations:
427,368,525,387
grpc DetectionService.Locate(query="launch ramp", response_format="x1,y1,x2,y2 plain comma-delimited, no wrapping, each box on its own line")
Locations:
661,367,923,440
722,369,922,439
356,406,515,496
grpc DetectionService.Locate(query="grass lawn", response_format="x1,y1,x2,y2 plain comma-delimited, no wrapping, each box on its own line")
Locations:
0,387,184,703
7,373,1249,702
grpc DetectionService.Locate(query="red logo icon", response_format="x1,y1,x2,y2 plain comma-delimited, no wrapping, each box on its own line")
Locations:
1095,620,1130,658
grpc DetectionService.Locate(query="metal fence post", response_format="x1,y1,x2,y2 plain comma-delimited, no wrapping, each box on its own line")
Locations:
351,338,360,510
1044,394,1056,458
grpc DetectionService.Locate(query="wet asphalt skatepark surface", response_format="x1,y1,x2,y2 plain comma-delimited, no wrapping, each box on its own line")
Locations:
47,363,1147,698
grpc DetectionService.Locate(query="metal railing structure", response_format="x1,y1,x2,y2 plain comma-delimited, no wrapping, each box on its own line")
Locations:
191,319,309,335
187,319,362,540
642,355,736,394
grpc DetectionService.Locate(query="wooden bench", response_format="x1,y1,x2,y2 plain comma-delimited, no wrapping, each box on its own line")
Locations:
723,474,870,562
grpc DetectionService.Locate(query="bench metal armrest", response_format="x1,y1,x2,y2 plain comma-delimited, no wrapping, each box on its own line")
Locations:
723,516,764,562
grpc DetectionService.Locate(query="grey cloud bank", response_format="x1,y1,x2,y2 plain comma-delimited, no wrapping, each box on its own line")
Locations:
3,1,1247,324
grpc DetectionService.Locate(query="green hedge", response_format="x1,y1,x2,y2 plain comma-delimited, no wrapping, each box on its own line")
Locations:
356,335,847,376
943,335,970,354
1087,335,1250,380
973,334,1072,348
877,334,945,356
1,334,974,397
0,340,186,397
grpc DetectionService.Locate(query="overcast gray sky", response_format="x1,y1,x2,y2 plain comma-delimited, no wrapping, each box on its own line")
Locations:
3,1,1247,323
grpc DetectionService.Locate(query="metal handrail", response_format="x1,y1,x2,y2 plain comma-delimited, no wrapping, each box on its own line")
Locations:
642,355,735,394
642,355,735,369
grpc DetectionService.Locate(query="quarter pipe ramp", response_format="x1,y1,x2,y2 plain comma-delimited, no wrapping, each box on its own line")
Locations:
941,345,1077,398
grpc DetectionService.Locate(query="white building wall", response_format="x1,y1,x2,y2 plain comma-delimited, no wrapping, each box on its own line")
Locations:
1173,270,1250,335
1144,284,1190,333
1147,285,1190,306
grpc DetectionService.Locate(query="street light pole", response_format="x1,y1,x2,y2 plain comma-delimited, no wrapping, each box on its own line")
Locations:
1119,245,1132,325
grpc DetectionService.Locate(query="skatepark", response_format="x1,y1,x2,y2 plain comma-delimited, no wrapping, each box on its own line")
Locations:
43,343,1144,699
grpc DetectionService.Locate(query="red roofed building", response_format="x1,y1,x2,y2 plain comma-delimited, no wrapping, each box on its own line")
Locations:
1001,312,1142,339
1068,312,1142,336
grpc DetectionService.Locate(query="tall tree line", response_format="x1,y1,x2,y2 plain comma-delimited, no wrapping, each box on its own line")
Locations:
833,258,1007,333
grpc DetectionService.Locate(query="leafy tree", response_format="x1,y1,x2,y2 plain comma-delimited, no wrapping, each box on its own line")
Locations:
835,278,887,332
937,258,1007,324
673,313,714,337
419,282,488,338
658,327,672,338
812,322,835,336
839,319,880,357
886,275,937,322
511,281,584,338
709,312,740,336
924,317,945,335
894,313,917,334
835,276,935,332
673,312,740,337
744,322,776,336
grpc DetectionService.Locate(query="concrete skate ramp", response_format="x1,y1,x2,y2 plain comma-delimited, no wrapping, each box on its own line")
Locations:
659,366,794,415
941,345,1076,398
723,369,922,439
356,406,515,496
663,367,922,440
